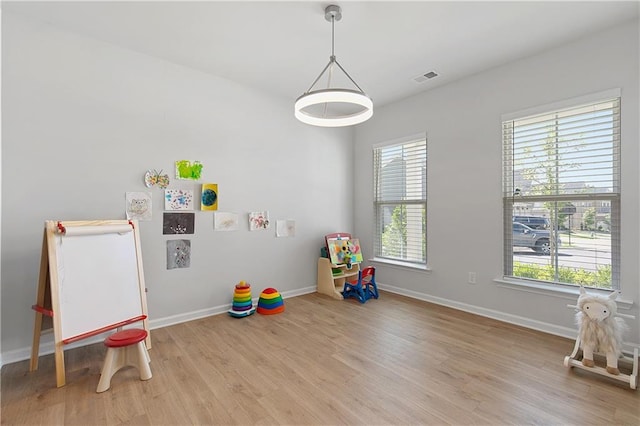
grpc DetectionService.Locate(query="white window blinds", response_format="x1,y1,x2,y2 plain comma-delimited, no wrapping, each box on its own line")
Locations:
503,96,620,289
373,138,427,264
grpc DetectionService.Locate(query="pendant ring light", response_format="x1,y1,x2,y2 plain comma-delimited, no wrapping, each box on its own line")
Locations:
295,5,373,127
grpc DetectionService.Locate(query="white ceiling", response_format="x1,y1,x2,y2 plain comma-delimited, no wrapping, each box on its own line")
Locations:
3,1,638,107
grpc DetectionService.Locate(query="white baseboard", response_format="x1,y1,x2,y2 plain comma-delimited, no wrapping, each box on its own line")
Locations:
377,283,639,354
377,283,578,339
0,286,317,368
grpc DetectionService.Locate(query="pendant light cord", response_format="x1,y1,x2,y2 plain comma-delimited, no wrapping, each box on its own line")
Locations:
331,15,335,59
303,7,366,95
322,15,336,117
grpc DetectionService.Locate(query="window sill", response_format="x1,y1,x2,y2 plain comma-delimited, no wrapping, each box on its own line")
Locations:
494,278,634,311
369,257,431,272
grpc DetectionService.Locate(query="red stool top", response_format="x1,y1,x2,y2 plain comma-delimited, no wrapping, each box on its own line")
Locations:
104,328,148,348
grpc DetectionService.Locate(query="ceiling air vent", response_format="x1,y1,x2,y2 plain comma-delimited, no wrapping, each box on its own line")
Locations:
413,71,439,83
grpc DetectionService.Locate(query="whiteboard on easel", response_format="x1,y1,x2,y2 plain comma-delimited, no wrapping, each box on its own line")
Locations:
54,224,144,341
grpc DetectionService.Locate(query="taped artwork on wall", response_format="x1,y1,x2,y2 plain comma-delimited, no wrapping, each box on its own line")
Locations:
144,169,169,188
214,212,239,231
249,211,270,231
163,212,195,235
165,189,194,210
201,183,218,211
167,239,191,269
175,160,203,180
125,192,152,221
276,220,296,237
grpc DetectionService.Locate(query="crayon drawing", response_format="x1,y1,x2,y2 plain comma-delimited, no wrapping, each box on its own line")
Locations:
163,212,195,235
165,189,194,211
201,183,218,211
175,160,203,180
276,220,296,237
125,192,152,221
214,212,239,231
249,211,270,231
167,239,191,269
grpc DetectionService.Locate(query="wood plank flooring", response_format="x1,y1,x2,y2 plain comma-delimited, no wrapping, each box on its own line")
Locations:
2,291,639,425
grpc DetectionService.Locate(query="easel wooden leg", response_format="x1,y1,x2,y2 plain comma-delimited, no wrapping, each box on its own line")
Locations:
31,225,68,387
142,317,152,350
30,311,43,372
30,230,49,372
54,343,66,388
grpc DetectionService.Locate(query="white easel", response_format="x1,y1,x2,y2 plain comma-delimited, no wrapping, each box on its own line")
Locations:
563,304,638,390
31,220,150,387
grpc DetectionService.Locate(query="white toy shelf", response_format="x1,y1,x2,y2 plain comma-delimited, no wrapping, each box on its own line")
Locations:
563,304,638,390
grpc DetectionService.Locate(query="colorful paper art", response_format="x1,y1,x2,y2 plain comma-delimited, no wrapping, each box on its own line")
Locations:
249,211,270,231
175,160,203,180
276,220,296,237
327,238,363,265
163,212,195,235
167,239,191,269
125,192,152,221
165,189,194,211
214,212,239,231
144,169,170,188
201,183,218,211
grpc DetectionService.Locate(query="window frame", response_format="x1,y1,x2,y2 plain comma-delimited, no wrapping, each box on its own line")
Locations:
501,90,621,291
372,134,427,268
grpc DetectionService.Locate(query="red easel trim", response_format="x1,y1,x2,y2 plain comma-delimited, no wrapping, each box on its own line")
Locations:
62,314,147,344
32,304,54,317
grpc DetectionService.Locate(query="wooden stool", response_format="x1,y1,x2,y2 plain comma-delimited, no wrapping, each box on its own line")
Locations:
96,328,152,393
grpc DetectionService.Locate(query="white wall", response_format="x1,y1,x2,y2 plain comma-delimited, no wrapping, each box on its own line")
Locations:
354,20,640,347
1,13,354,363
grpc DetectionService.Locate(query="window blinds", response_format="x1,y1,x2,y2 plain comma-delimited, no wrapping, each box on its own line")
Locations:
503,97,620,289
504,99,620,200
373,138,427,264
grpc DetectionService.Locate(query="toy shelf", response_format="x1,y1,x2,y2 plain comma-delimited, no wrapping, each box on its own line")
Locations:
317,257,360,300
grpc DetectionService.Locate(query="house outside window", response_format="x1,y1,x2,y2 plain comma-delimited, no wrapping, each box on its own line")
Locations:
502,91,620,290
373,136,427,266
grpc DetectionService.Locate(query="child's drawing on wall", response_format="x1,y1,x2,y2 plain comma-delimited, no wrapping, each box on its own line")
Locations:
175,160,203,180
163,212,195,235
214,212,239,231
201,183,218,211
125,192,152,221
165,189,194,210
249,211,270,231
167,239,191,269
276,220,296,237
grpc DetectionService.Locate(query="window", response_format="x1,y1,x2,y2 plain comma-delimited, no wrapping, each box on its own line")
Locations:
503,93,620,290
373,136,427,265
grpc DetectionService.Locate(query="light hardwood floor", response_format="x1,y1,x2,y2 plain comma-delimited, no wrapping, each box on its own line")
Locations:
2,291,639,425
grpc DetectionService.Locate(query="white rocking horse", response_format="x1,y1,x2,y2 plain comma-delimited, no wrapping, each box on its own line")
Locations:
564,286,638,389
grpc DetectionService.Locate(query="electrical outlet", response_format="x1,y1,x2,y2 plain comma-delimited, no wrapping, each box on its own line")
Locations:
468,272,477,284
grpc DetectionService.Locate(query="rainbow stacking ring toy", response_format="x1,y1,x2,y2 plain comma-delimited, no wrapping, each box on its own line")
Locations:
228,281,256,318
257,288,285,315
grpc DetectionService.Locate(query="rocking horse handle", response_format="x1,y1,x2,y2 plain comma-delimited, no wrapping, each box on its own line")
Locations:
566,304,636,320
